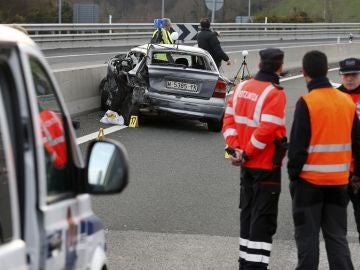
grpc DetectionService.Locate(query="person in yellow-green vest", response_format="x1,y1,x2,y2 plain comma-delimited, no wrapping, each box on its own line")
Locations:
152,18,173,45
152,18,173,62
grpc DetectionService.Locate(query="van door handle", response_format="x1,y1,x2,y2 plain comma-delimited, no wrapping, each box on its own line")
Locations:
49,234,62,251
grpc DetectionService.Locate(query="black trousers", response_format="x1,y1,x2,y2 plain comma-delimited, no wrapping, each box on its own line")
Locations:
290,179,354,270
239,167,281,270
348,173,360,243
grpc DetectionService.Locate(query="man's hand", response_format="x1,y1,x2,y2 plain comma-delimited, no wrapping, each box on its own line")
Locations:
350,174,360,194
226,60,231,66
228,148,245,166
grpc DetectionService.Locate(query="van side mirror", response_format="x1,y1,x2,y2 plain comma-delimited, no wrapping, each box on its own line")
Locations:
86,139,129,194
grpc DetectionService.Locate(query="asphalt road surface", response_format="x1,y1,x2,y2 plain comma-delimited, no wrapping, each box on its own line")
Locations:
74,70,360,269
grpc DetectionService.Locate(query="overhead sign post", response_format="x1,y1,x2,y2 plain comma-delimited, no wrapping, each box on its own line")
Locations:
58,0,62,23
205,0,224,23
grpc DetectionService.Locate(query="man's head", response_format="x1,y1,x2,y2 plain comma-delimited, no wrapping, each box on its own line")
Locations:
163,18,171,30
200,18,211,29
259,48,284,74
302,50,328,81
339,58,360,91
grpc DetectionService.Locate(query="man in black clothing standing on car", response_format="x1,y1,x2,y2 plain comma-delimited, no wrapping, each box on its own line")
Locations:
197,17,231,68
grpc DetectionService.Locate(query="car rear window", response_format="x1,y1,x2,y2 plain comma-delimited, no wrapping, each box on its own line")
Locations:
151,51,212,71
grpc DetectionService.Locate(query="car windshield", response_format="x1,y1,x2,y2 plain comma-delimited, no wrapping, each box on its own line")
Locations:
151,51,213,71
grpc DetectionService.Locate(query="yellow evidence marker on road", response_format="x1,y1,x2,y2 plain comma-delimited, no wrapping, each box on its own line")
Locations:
97,128,105,140
129,115,139,128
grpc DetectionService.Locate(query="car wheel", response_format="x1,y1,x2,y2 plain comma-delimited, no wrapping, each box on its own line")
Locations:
100,78,110,110
207,119,223,132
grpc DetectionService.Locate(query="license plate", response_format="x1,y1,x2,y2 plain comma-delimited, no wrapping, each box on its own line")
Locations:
166,81,198,93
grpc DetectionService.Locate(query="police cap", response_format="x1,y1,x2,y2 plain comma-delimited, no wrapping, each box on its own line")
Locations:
259,48,284,62
339,58,360,75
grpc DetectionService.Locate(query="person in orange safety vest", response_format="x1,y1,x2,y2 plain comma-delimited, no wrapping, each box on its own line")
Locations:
222,47,287,270
337,57,360,244
287,51,360,270
40,110,67,169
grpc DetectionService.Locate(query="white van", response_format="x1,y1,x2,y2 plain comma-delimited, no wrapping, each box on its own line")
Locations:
0,25,128,269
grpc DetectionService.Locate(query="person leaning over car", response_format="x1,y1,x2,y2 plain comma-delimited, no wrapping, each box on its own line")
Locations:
222,48,287,270
152,18,173,62
287,51,360,270
337,57,360,244
197,17,230,68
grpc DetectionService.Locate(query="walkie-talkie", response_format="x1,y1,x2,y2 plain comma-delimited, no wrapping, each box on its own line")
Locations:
225,146,237,158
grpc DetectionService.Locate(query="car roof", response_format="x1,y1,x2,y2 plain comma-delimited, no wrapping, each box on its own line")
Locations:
0,25,35,46
133,43,210,55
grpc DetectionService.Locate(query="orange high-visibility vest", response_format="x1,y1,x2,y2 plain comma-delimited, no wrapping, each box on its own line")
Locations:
222,79,286,169
300,88,355,185
40,110,67,169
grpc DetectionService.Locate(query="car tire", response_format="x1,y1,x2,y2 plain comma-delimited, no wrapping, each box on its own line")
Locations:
100,78,110,110
207,119,223,132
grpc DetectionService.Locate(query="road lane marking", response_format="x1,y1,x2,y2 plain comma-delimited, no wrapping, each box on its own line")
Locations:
224,41,344,50
280,67,339,82
77,125,128,145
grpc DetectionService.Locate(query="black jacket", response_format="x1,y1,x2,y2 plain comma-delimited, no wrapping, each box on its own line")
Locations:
197,28,229,67
287,77,360,180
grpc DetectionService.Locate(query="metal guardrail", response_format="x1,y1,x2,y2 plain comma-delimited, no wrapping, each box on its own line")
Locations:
12,23,360,49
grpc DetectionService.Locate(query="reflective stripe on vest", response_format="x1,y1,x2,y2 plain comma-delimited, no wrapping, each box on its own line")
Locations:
303,163,350,173
303,143,351,172
308,143,351,153
223,128,238,138
253,84,275,125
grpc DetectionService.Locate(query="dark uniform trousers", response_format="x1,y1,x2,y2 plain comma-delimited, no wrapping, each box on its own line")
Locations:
290,179,354,270
348,173,360,243
239,167,281,269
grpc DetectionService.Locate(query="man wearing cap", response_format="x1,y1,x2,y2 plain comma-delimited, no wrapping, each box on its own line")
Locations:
338,57,360,244
288,51,360,269
222,48,287,269
197,17,231,68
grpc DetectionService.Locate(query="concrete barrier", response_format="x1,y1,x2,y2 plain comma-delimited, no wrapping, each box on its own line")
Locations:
54,64,106,115
54,42,360,116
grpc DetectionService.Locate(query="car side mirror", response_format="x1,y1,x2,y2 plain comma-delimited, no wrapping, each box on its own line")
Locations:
86,139,129,194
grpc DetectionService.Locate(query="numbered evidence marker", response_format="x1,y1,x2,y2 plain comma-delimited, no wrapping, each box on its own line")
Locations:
129,115,139,128
97,128,105,140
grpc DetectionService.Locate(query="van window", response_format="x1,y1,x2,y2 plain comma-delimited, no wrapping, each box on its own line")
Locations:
0,128,13,244
29,58,74,202
0,70,14,244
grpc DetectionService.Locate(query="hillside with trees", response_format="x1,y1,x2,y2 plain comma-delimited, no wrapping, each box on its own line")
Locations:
0,0,359,23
